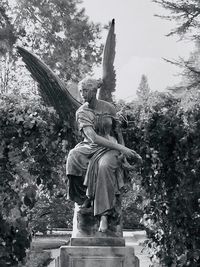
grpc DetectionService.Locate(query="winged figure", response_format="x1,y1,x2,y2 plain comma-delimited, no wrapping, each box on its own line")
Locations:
17,19,142,236
17,20,116,124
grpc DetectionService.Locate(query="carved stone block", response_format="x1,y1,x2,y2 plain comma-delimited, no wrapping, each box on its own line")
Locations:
60,245,139,267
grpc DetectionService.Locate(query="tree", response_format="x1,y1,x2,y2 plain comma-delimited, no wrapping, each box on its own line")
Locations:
13,0,103,82
153,0,200,105
0,1,17,93
0,1,17,54
0,0,103,94
152,0,200,39
136,74,151,103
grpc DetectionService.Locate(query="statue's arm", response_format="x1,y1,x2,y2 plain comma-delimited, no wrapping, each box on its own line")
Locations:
82,126,138,159
109,105,142,163
109,104,124,145
114,119,125,145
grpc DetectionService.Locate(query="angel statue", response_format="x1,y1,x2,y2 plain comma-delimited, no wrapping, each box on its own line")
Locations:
17,19,142,237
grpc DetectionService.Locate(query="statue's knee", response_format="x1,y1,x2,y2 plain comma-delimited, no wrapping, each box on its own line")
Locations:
98,158,110,169
68,148,75,156
67,148,79,160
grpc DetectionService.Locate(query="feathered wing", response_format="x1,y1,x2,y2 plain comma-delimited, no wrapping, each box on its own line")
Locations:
17,47,81,123
17,19,115,119
98,19,116,103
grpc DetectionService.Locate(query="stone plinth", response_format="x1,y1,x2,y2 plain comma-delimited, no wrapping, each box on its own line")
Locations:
60,245,139,267
70,237,125,247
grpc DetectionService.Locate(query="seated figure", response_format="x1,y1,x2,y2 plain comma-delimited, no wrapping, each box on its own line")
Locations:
66,77,142,232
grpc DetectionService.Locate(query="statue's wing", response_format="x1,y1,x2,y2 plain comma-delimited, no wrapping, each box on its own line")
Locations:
17,47,81,122
98,19,116,103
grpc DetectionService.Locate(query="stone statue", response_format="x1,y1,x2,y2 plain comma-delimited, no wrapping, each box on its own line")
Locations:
66,76,142,235
17,19,142,237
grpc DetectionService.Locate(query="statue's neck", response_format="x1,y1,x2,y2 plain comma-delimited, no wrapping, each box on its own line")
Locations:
88,98,98,110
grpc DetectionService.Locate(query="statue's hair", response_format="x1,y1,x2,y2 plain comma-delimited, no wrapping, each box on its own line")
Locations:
78,76,102,91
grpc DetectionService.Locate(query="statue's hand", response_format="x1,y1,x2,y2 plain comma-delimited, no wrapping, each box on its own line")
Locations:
134,152,143,165
121,147,143,165
122,158,136,171
121,147,135,158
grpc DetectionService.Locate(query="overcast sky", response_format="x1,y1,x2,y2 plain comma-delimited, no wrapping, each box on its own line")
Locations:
81,0,195,100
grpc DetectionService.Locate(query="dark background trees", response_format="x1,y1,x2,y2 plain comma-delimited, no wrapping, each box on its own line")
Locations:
153,0,200,104
0,0,103,94
152,0,200,38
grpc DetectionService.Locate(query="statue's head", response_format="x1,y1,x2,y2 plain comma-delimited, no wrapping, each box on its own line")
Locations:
78,77,102,103
78,77,102,91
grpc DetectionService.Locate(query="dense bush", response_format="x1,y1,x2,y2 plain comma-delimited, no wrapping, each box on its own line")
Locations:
121,94,200,266
0,93,76,266
29,194,74,234
121,170,145,230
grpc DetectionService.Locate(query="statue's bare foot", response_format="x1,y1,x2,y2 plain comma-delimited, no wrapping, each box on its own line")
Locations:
99,215,108,232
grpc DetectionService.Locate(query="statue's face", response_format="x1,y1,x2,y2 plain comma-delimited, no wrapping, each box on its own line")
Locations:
79,86,97,103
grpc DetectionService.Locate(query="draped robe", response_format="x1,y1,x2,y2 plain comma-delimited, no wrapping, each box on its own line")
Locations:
66,101,124,216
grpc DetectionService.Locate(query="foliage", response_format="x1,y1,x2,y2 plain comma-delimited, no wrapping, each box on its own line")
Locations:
29,193,74,234
120,93,200,266
136,74,151,104
0,93,76,266
0,0,103,94
13,0,103,82
122,182,145,230
0,0,17,54
152,0,200,39
153,0,200,99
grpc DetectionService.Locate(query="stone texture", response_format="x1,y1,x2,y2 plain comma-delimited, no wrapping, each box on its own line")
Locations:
72,204,99,237
72,195,123,238
70,237,125,247
60,245,139,267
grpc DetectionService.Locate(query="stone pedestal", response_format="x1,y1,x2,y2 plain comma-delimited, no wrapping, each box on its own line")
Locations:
60,237,139,267
70,237,125,247
61,192,139,266
60,245,139,267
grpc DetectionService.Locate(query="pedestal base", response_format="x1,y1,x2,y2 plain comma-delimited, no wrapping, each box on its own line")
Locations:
60,245,139,267
70,237,125,247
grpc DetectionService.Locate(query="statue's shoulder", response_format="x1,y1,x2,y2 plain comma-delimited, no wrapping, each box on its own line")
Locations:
76,102,93,114
76,103,95,122
77,102,88,113
97,100,116,115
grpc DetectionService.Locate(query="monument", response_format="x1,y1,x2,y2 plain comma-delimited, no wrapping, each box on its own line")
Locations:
18,19,141,267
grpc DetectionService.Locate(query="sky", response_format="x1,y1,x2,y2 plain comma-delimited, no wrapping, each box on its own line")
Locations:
81,0,195,100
